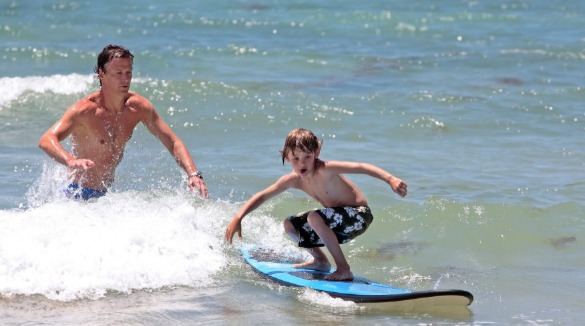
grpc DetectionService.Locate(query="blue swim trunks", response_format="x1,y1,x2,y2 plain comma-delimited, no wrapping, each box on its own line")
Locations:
287,206,374,249
66,183,107,201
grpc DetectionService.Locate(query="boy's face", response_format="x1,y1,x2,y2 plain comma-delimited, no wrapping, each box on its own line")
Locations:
287,148,318,177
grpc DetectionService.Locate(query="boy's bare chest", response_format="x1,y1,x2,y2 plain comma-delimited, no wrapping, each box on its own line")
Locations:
298,175,342,204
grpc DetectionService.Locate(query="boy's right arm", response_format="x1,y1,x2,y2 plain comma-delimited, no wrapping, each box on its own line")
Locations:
225,174,294,244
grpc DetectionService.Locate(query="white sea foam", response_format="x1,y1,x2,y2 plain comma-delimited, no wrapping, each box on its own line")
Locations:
298,288,361,310
0,74,94,107
0,162,293,302
0,190,229,301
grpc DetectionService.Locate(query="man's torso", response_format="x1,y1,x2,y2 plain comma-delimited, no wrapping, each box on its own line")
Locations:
68,93,145,189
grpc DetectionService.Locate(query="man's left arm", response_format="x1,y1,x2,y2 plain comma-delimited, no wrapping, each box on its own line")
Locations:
142,101,208,198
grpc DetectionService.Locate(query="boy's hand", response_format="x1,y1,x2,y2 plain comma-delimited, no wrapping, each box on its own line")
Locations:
389,176,408,197
225,217,243,244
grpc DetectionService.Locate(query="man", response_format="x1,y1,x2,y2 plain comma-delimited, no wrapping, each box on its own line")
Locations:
38,44,207,200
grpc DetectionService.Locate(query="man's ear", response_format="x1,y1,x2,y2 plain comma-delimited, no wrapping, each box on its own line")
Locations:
98,68,104,79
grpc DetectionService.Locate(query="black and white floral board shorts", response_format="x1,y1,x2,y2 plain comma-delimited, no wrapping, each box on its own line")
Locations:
287,206,373,248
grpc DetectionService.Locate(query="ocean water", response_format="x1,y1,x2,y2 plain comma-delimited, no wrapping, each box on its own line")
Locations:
1,0,584,324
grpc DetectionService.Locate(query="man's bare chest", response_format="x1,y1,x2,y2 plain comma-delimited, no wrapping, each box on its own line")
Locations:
76,113,140,148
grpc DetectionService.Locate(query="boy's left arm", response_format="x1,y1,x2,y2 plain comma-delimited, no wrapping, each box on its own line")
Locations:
386,173,407,197
328,161,407,197
366,163,407,197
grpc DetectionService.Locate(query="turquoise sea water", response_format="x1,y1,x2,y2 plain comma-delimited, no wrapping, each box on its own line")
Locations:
1,1,584,324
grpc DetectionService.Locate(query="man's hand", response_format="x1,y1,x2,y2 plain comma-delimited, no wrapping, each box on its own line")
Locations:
66,159,95,170
188,176,208,199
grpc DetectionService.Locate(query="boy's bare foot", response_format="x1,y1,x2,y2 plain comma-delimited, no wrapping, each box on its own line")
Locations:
324,269,354,281
293,260,331,272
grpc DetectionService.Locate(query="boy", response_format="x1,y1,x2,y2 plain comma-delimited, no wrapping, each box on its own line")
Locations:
225,128,407,281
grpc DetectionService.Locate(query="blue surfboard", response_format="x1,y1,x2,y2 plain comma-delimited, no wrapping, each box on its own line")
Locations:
240,246,473,307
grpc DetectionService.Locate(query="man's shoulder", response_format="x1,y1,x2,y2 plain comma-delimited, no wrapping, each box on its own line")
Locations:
70,93,100,113
126,92,153,109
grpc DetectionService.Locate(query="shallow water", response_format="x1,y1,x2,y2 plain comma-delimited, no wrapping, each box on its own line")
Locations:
1,0,584,324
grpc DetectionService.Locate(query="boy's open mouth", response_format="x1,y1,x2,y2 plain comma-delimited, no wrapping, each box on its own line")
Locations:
300,168,307,174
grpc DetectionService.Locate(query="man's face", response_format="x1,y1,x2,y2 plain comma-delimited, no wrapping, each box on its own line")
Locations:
100,57,133,93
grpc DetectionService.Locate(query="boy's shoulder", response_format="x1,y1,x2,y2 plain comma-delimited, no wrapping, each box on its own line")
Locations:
316,159,346,171
278,171,300,183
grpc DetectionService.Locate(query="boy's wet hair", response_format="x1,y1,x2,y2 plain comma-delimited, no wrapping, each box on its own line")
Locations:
280,128,322,164
94,44,134,86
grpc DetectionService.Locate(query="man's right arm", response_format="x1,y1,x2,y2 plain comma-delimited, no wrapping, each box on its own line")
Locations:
38,105,95,170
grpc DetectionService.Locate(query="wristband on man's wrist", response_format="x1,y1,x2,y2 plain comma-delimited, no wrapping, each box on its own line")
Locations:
188,171,203,179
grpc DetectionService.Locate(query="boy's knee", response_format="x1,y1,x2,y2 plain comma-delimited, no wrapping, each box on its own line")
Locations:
283,218,293,231
306,211,324,227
